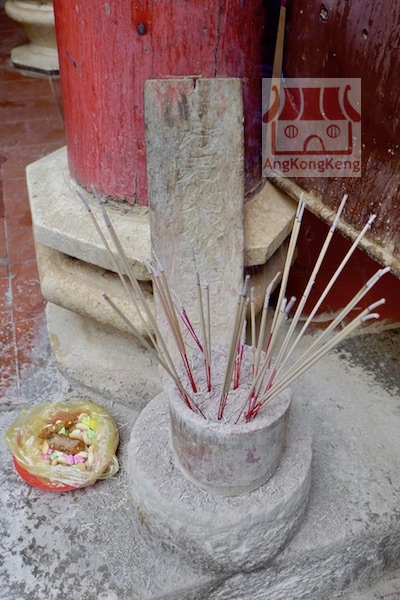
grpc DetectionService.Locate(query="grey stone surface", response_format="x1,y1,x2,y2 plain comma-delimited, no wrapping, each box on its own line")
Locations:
244,180,297,267
0,403,216,600
36,242,155,338
344,569,400,599
26,147,152,282
203,331,400,599
46,302,161,408
145,78,244,354
1,318,400,599
128,393,312,572
27,147,297,282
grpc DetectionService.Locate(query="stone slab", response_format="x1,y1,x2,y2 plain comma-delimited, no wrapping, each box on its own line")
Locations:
244,180,297,266
35,239,282,341
35,242,155,338
145,78,244,351
46,302,161,408
26,147,152,282
128,393,312,572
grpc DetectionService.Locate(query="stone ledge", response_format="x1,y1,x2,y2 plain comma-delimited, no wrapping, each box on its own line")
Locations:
35,240,289,341
26,147,152,282
244,180,297,266
27,147,297,276
46,302,161,406
35,242,155,338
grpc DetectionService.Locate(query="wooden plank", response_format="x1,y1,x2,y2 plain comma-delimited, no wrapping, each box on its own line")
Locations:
145,78,244,354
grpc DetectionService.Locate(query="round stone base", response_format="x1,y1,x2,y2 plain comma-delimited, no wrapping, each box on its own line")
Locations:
128,392,312,573
11,43,59,74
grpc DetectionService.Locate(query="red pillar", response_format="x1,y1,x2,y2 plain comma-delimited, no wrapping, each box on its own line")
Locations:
54,1,264,205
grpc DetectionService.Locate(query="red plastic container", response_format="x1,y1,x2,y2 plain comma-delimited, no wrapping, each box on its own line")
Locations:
13,457,78,492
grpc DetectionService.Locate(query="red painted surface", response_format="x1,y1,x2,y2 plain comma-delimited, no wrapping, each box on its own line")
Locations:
13,457,78,492
53,1,265,205
286,210,400,325
283,0,400,265
280,0,400,323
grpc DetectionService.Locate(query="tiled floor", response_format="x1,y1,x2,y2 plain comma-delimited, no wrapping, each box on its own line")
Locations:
0,9,65,397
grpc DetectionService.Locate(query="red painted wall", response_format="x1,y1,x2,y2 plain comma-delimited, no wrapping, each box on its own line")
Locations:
286,210,400,327
280,0,400,324
53,1,265,205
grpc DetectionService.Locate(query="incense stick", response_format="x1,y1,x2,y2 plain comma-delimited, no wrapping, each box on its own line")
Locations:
252,271,281,383
255,302,383,412
78,186,386,427
205,283,212,390
219,276,250,417
270,197,306,335
275,268,390,382
282,213,377,367
77,190,160,350
79,189,198,398
150,265,198,393
273,194,348,374
101,292,195,411
250,287,256,369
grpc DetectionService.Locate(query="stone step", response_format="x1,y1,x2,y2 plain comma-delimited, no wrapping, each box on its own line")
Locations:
35,242,155,338
26,147,152,282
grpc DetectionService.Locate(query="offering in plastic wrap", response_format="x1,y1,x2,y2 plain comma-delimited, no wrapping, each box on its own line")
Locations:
5,398,119,492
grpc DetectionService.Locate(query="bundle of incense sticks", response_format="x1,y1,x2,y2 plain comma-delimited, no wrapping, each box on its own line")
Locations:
77,189,389,424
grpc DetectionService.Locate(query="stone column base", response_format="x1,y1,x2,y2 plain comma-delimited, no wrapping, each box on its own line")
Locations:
27,146,297,404
128,392,312,573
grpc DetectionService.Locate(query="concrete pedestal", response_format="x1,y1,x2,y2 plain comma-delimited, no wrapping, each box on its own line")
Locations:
128,393,312,573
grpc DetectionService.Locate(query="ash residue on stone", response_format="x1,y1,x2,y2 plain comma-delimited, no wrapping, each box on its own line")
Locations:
334,329,400,395
174,345,281,424
130,393,312,517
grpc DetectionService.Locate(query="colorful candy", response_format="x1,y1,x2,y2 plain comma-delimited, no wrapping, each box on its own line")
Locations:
38,412,95,471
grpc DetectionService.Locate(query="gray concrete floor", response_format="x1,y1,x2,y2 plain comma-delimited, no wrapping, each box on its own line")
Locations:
1,320,400,599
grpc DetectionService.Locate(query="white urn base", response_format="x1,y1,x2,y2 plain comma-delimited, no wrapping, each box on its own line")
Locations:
10,42,59,74
5,0,59,74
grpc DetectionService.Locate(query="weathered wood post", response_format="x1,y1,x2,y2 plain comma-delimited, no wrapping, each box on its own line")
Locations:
145,78,244,351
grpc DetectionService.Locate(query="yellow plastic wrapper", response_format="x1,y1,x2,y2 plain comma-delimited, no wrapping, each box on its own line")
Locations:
5,398,119,491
